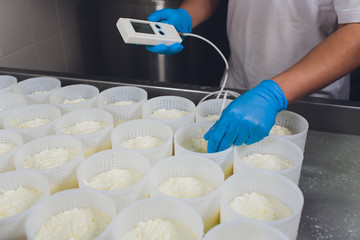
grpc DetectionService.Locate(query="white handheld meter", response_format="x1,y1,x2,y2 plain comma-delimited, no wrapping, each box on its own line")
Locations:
116,18,182,46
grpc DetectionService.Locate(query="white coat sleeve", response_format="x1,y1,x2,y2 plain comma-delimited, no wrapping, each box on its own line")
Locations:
335,0,360,23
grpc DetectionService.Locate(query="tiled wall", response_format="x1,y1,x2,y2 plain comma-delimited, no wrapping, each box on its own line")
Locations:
0,0,97,74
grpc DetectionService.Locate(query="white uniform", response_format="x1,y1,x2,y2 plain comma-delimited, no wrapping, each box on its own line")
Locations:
226,0,360,100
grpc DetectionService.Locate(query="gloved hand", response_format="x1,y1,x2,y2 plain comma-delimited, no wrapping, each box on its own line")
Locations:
146,8,192,55
204,80,288,153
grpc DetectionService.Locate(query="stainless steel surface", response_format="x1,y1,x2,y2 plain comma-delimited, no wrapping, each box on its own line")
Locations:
299,131,360,239
1,67,359,239
287,100,360,136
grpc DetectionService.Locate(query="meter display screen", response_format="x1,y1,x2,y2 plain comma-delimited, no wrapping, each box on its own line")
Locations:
131,22,154,34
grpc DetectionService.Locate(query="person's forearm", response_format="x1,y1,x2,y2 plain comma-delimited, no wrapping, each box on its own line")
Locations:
272,23,360,103
179,0,221,28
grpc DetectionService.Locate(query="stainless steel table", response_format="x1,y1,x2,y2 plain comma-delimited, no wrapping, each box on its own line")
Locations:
1,67,359,239
299,131,360,239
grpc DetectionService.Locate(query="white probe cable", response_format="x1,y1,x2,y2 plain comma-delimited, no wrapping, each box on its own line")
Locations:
180,32,240,113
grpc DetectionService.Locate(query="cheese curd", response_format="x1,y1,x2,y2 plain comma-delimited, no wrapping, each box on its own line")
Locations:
107,100,136,106
242,153,293,171
150,109,189,119
16,118,51,128
158,177,215,199
22,148,78,169
205,114,220,122
119,218,196,240
183,137,208,153
270,125,294,136
119,136,164,150
0,186,42,219
85,168,144,191
229,192,292,221
62,121,107,135
0,142,16,156
35,207,111,240
62,97,87,104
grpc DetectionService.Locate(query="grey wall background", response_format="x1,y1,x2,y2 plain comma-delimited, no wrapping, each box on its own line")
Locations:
0,0,98,74
0,0,230,88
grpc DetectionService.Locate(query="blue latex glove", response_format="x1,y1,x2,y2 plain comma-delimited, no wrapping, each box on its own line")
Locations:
146,8,192,55
204,80,288,153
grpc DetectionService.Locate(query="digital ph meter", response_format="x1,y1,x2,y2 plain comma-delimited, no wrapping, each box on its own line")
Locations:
116,18,183,46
